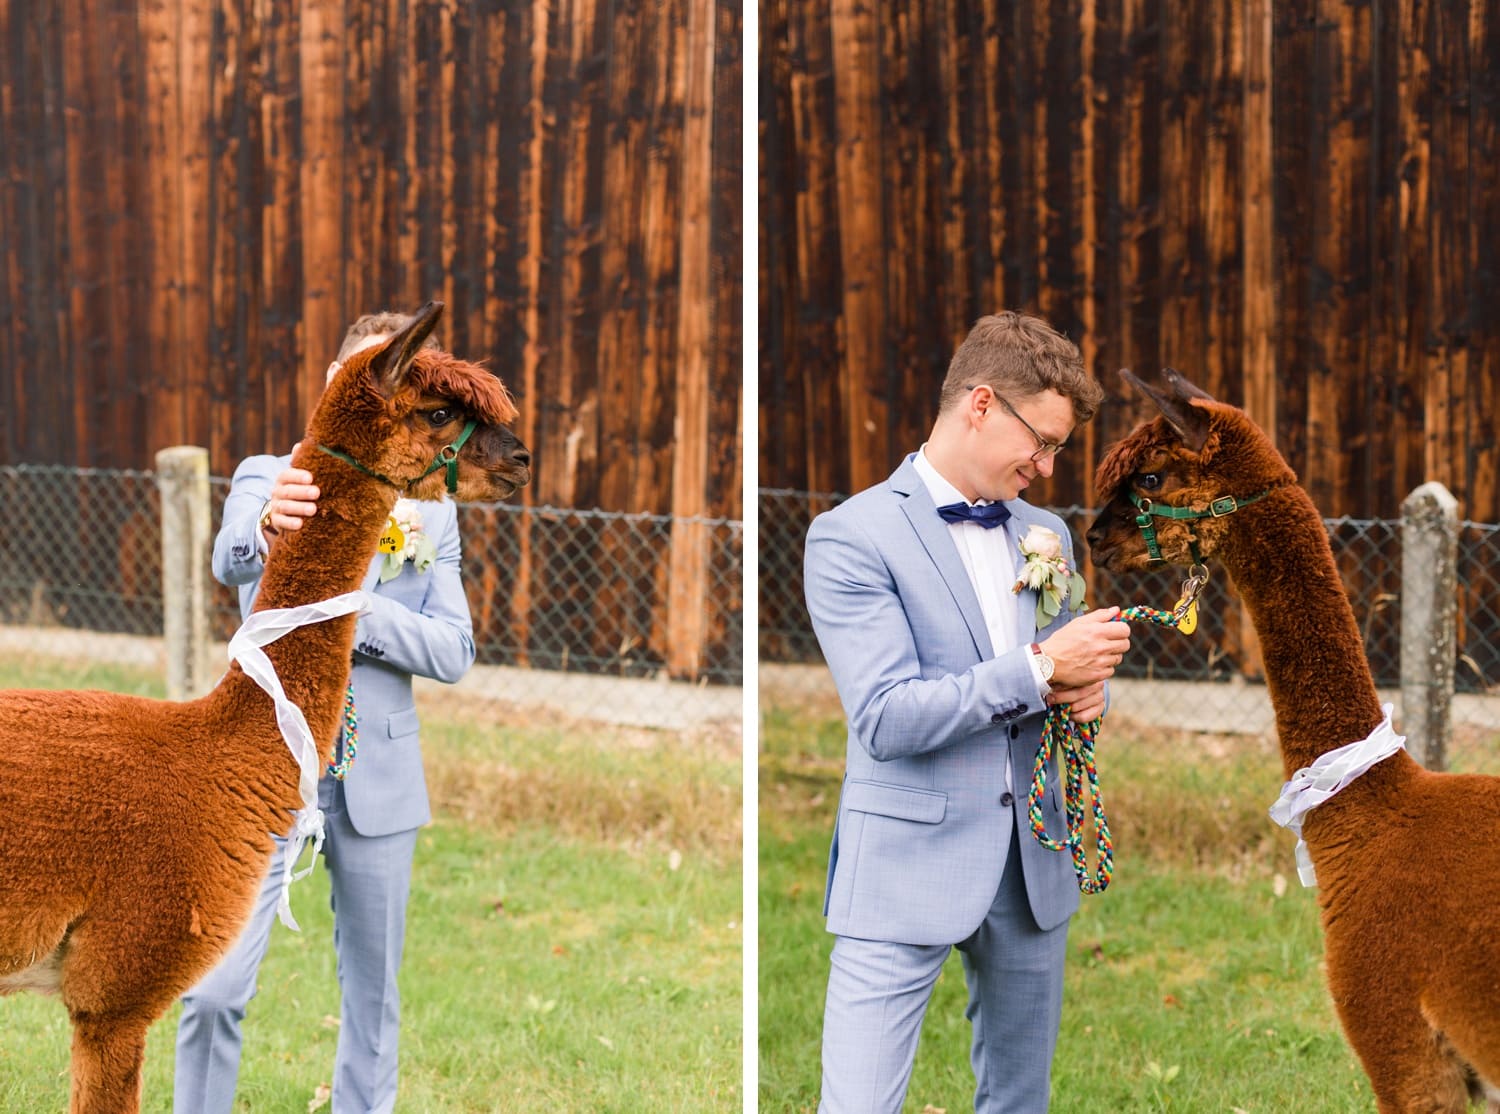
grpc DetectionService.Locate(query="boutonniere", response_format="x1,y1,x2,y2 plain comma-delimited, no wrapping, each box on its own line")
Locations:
377,499,438,582
1012,524,1088,627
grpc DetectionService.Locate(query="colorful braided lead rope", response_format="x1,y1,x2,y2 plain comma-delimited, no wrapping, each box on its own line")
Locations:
1027,602,1187,894
327,681,359,780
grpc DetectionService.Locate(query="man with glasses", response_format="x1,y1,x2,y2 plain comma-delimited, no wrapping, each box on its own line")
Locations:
804,311,1133,1112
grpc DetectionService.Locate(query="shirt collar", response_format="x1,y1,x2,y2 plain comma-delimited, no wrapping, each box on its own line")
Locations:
913,445,996,508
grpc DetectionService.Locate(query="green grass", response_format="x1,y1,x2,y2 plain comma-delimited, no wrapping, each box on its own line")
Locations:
755,702,1492,1113
0,657,740,1113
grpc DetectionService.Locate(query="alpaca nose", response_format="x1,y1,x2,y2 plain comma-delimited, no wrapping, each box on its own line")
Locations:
511,446,531,469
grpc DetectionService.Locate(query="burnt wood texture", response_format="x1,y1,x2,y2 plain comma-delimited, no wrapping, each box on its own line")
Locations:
760,0,1497,683
760,0,1499,526
1,0,741,522
1,0,741,682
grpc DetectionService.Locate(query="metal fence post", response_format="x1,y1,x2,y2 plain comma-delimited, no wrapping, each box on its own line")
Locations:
1400,481,1459,769
156,446,213,700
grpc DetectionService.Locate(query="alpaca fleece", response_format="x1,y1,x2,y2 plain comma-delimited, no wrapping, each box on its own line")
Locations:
1086,369,1500,1113
0,302,530,1114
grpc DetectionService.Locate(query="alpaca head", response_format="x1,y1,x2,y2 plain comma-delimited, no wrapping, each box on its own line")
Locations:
308,301,531,502
1085,368,1295,572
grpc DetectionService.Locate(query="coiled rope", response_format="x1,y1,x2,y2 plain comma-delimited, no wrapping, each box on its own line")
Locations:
1026,570,1207,894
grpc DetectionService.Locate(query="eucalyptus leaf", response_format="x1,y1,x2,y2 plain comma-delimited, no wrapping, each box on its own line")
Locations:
412,534,439,572
378,552,405,583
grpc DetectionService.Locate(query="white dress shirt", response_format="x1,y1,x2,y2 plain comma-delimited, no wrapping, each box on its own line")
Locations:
913,446,1050,697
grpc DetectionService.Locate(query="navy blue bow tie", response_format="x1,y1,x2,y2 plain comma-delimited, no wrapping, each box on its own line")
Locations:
936,501,1011,529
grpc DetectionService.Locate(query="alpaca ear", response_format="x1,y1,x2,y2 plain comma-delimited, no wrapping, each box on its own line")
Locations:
1161,366,1216,403
1119,367,1212,452
369,300,445,397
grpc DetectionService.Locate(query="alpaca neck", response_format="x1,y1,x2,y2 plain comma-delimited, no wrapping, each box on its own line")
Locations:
223,456,400,765
1217,487,1386,776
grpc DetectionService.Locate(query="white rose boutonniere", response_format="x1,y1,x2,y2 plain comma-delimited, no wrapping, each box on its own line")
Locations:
377,499,439,582
1012,524,1088,628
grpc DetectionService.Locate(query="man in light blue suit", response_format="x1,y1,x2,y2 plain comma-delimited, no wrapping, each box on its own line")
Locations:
804,312,1134,1113
174,314,478,1114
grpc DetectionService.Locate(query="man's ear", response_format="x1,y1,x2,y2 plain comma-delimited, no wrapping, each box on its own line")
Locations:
967,383,994,425
368,301,444,397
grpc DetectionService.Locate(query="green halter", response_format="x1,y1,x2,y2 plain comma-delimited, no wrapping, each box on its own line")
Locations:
316,420,477,496
1128,487,1271,564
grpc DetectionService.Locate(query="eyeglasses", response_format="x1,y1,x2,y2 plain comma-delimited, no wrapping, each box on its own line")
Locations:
996,396,1067,461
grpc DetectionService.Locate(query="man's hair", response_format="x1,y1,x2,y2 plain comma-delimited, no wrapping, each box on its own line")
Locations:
336,310,441,362
938,312,1104,423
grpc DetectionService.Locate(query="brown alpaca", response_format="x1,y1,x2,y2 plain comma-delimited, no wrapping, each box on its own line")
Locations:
1085,368,1500,1113
0,302,531,1114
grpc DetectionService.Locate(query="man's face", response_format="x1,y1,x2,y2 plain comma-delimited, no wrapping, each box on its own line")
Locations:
967,386,1074,502
325,332,393,385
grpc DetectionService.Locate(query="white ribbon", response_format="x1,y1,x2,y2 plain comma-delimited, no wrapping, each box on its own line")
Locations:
1267,703,1406,888
226,589,370,930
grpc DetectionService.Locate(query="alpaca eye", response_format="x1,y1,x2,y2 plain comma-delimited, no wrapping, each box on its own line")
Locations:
1135,472,1163,491
426,408,455,427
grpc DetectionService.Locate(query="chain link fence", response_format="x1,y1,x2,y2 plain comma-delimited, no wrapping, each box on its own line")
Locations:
0,464,742,728
760,488,1500,739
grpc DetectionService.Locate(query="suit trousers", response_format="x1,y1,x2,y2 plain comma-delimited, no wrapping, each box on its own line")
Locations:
174,778,420,1114
818,825,1070,1114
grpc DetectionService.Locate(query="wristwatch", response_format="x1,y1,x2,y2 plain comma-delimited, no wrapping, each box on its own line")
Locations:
1029,642,1055,683
258,499,277,535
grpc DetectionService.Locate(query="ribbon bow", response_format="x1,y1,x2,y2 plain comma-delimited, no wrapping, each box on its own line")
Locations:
1267,703,1407,887
226,589,371,930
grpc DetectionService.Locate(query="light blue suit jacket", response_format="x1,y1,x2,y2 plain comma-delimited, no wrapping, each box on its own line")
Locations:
212,453,476,837
804,455,1083,945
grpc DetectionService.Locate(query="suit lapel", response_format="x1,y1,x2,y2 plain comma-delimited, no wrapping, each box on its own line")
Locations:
890,458,994,660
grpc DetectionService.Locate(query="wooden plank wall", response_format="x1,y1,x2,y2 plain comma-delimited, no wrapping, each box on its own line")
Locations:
0,0,741,523
760,0,1500,528
0,0,741,681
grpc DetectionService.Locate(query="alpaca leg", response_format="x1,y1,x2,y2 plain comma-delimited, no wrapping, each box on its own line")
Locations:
1423,994,1500,1107
1333,986,1470,1114
1347,1026,1471,1114
67,1013,148,1114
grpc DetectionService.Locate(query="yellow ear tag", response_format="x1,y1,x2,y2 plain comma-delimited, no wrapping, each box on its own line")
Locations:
1174,598,1198,635
378,517,406,554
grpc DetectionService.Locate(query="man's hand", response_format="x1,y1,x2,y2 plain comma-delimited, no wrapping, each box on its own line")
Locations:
262,447,319,539
1039,607,1132,687
1045,681,1106,723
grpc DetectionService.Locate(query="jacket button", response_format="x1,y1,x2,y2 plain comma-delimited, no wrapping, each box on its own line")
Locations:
1009,725,1019,739
1000,792,1015,807
991,712,1004,724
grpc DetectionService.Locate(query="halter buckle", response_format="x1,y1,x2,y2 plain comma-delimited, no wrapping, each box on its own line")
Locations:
1209,496,1237,517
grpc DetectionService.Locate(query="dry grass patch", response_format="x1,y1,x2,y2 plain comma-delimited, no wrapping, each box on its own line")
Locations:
1098,720,1290,876
422,696,741,863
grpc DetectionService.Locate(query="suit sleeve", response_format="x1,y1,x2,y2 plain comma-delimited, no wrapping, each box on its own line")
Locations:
804,510,1042,762
212,455,281,587
352,502,476,684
